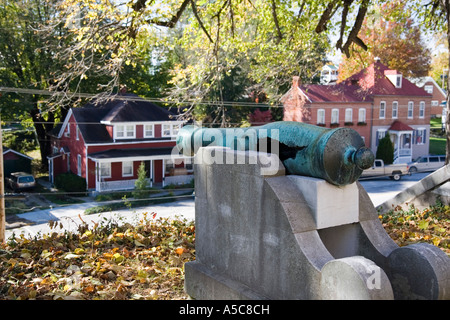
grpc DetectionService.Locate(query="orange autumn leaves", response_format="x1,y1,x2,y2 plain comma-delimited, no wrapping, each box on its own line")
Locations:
0,213,195,300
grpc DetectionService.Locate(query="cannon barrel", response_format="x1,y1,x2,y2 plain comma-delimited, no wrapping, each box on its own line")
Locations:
176,121,374,186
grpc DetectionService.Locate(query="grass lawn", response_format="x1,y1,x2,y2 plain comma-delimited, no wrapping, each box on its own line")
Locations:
429,136,446,155
430,117,443,129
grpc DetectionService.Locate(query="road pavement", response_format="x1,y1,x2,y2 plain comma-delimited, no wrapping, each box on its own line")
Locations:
358,172,430,207
4,171,432,240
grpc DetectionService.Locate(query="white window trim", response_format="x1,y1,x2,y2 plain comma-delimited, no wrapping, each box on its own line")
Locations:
317,109,325,124
408,101,414,119
144,124,154,138
331,108,339,124
162,124,171,137
162,123,183,137
76,125,80,141
392,101,398,119
379,101,386,119
416,127,426,145
419,101,425,119
345,108,353,123
100,162,111,179
114,124,136,139
358,108,366,123
122,161,133,177
65,123,71,138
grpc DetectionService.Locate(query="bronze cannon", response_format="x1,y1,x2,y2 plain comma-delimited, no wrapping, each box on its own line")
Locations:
176,121,374,186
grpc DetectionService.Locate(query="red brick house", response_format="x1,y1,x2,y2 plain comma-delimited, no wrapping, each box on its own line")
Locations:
282,60,432,164
48,94,192,192
409,76,447,118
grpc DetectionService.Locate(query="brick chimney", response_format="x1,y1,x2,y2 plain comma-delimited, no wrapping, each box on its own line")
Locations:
292,76,300,88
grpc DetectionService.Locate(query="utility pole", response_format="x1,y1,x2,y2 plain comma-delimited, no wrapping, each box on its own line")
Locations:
0,109,4,243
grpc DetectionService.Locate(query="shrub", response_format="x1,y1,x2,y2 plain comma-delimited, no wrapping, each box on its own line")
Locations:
376,133,394,165
133,162,149,199
54,172,87,196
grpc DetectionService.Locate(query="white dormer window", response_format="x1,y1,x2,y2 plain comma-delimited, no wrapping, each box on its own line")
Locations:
424,85,433,94
115,124,135,139
162,123,182,137
395,75,402,88
385,70,402,88
162,124,171,137
144,124,154,138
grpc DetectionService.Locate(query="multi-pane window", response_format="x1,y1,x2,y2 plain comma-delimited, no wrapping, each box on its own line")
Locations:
162,124,171,137
392,101,398,119
345,108,352,123
415,128,426,145
99,162,111,178
331,109,339,124
172,124,180,136
379,101,386,119
122,161,133,177
376,129,387,146
116,125,135,138
358,108,366,123
408,101,414,119
162,123,182,137
144,124,154,138
317,109,325,124
419,101,425,118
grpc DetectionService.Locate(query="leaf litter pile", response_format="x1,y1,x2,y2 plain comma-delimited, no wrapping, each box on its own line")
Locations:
0,213,195,300
380,202,450,256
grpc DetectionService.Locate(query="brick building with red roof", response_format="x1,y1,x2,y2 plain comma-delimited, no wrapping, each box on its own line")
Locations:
282,60,432,164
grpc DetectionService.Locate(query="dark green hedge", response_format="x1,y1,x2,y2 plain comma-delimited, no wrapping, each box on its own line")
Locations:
54,172,87,196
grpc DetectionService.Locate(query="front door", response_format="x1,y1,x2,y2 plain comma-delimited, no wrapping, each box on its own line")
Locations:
144,160,152,186
153,160,163,184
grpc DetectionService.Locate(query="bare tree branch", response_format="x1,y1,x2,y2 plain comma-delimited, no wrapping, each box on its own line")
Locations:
146,0,190,28
315,0,339,33
340,0,369,57
190,0,214,43
271,0,283,43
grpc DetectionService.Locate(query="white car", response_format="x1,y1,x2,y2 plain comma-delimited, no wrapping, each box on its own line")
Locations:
407,155,445,173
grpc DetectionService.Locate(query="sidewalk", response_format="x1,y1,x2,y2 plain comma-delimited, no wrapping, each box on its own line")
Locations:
4,189,195,240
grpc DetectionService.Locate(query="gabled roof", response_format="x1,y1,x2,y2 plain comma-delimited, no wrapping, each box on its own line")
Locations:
297,61,431,103
389,120,414,132
50,94,180,144
408,76,447,98
3,147,33,160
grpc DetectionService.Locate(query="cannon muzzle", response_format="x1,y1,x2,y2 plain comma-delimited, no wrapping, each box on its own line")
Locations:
176,121,374,186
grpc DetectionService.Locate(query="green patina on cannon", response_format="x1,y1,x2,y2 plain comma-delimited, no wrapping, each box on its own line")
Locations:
176,121,374,186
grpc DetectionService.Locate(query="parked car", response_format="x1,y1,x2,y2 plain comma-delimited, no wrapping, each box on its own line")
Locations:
360,159,409,181
407,155,445,173
5,172,36,192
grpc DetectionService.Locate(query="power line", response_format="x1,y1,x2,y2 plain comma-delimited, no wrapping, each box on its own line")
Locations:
0,86,280,108
2,85,439,110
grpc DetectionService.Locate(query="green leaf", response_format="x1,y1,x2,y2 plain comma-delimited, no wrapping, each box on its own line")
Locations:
418,220,429,230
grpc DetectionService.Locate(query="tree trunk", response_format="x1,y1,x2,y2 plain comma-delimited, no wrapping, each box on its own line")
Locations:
446,3,450,165
30,102,54,171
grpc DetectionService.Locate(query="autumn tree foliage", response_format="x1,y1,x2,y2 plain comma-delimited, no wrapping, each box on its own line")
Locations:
338,2,431,81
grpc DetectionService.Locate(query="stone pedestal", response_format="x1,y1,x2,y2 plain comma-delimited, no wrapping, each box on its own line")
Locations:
184,147,450,300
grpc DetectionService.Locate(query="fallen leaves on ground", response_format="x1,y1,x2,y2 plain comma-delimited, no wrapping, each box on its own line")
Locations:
0,212,195,300
380,202,450,256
